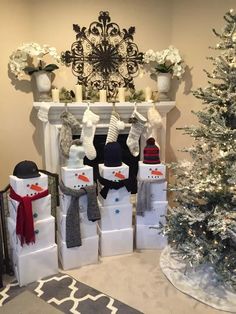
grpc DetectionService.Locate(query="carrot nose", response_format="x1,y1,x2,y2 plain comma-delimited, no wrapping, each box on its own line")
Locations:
151,170,163,176
114,172,125,179
30,184,44,192
78,174,90,182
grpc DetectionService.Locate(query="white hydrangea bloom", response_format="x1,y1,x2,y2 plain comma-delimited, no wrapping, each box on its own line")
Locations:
144,45,185,79
172,63,185,78
9,42,61,78
144,49,156,63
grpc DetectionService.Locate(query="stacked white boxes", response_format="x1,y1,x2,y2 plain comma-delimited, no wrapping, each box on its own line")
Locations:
57,166,99,270
136,161,168,249
8,173,58,286
98,163,133,256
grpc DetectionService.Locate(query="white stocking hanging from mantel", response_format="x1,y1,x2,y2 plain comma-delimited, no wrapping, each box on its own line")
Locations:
80,107,100,160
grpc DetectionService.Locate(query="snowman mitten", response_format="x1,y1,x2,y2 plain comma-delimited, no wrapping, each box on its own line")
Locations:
106,111,125,144
127,110,147,157
59,111,80,158
81,108,100,160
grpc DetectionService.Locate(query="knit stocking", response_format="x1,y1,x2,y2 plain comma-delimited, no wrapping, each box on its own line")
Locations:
145,106,162,140
59,111,80,158
80,108,100,160
127,110,147,157
106,111,125,144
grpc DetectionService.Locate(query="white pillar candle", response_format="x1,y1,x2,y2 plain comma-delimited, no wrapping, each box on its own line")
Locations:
118,87,125,102
145,86,152,101
52,88,59,102
99,89,107,102
75,84,82,102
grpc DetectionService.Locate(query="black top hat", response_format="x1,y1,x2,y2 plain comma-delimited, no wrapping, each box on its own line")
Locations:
104,142,122,167
13,160,41,179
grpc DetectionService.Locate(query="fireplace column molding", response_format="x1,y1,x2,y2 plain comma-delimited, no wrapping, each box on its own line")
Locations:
33,101,175,173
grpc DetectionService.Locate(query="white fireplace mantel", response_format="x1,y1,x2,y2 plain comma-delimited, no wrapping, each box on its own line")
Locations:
33,101,175,173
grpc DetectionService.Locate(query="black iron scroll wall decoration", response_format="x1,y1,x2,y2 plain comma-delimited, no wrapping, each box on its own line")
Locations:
61,11,144,99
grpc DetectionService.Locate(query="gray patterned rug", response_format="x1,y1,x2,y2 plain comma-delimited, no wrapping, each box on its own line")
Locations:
0,273,143,314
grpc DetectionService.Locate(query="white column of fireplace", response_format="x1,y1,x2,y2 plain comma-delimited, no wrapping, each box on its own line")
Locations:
33,101,175,173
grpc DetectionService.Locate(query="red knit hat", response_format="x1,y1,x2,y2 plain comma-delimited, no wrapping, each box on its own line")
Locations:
143,138,160,164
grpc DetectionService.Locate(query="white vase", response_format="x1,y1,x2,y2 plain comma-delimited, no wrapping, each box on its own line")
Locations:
157,72,171,100
34,71,52,101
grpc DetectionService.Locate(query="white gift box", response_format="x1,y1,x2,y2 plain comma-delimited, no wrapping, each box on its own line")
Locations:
9,172,48,197
99,163,129,181
138,161,166,180
97,184,131,206
8,194,51,222
59,189,87,215
61,165,93,189
11,244,58,287
57,232,99,270
7,216,55,255
98,226,133,257
136,201,168,225
149,181,167,202
135,224,167,250
98,201,133,231
56,207,97,241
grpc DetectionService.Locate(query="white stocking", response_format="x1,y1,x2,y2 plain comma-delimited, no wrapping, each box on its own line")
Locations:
127,110,147,157
145,106,162,143
106,111,125,144
81,108,100,160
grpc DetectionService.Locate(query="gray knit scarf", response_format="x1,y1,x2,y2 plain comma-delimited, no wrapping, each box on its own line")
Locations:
59,111,80,159
136,178,166,216
59,181,100,248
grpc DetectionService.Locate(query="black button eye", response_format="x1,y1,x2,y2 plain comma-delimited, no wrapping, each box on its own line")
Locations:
82,172,85,175
155,168,157,170
35,182,38,185
112,171,115,174
27,184,30,187
75,173,77,176
149,168,151,171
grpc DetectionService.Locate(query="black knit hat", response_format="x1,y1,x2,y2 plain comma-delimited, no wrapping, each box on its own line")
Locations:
143,138,160,164
13,160,41,179
104,142,122,167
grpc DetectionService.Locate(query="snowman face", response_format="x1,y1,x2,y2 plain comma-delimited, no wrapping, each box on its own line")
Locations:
99,163,129,182
61,165,93,190
112,170,126,182
10,173,48,197
147,167,164,179
25,181,45,196
73,171,91,188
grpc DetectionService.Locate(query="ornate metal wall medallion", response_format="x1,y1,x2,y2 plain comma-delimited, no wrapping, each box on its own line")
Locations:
61,11,144,99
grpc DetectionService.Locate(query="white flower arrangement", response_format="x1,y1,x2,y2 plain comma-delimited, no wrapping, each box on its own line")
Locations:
9,42,61,79
144,45,185,79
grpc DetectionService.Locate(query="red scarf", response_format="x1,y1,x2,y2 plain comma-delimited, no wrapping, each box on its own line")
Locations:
9,187,49,246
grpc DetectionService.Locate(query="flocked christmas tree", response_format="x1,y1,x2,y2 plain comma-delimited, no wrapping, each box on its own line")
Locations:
164,9,236,290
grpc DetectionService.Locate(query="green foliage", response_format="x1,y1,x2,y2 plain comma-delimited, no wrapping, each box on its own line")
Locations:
86,86,99,102
126,88,145,102
59,87,75,103
24,64,59,75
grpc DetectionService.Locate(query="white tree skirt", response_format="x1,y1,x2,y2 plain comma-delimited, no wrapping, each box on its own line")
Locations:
160,246,236,312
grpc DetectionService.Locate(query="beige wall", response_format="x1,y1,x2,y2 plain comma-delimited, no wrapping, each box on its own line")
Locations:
167,0,236,163
0,0,235,187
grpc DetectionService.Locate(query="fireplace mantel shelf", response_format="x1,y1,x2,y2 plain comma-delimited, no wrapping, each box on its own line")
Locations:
33,101,175,172
33,101,175,125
